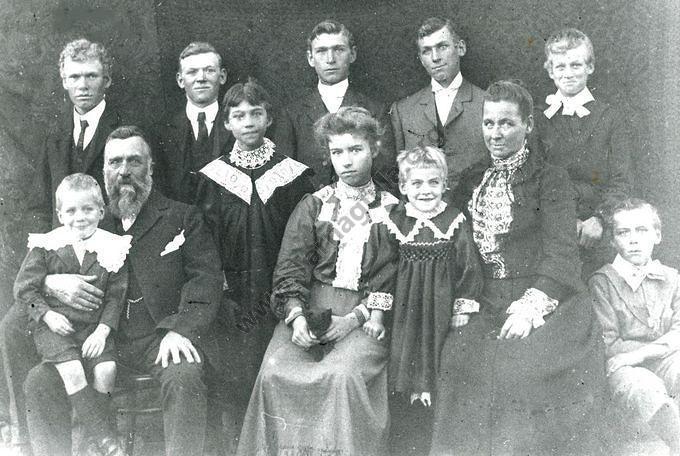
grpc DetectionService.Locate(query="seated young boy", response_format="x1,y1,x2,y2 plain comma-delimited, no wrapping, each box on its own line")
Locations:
538,28,635,276
589,198,680,455
13,173,130,455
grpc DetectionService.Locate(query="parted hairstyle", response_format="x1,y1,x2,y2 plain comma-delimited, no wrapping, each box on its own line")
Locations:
416,17,461,45
178,42,223,71
483,80,534,123
59,38,112,79
221,77,272,118
313,106,383,153
605,197,662,235
543,28,595,70
397,146,448,184
105,125,153,162
307,20,355,51
55,173,105,210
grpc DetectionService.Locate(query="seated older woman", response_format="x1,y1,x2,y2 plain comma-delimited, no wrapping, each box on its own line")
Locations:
237,107,399,456
430,81,605,455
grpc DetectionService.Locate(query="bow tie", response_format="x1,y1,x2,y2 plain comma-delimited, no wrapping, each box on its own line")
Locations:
544,94,591,119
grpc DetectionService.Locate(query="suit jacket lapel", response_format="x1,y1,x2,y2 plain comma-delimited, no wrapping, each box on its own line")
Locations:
54,244,80,271
417,86,437,127
341,85,363,108
575,100,606,143
303,88,329,124
212,110,233,159
81,106,119,173
127,190,168,243
444,79,473,127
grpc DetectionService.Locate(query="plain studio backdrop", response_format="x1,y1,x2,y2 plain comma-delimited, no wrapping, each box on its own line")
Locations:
0,0,678,311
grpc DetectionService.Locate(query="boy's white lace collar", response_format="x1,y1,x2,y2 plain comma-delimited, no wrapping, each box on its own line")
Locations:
612,254,665,291
27,227,132,273
229,137,276,169
335,179,376,203
405,201,447,220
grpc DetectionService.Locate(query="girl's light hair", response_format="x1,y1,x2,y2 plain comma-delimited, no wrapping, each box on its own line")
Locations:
55,173,104,210
543,28,595,71
397,146,447,184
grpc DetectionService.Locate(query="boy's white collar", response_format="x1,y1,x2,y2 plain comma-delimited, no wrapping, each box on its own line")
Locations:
544,87,595,119
612,254,665,291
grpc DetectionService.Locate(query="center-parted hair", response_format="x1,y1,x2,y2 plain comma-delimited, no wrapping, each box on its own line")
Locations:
178,42,223,71
313,106,383,153
397,146,448,185
221,77,272,118
543,28,595,70
59,38,112,79
483,80,534,123
55,173,105,210
416,17,461,45
606,197,662,235
307,20,355,51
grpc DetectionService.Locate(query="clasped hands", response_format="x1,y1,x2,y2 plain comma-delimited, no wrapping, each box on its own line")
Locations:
291,314,359,349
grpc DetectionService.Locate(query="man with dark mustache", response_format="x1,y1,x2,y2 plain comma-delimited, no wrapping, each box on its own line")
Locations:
22,126,222,456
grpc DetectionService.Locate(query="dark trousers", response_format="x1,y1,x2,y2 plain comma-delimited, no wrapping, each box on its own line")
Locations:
24,332,209,456
0,302,38,445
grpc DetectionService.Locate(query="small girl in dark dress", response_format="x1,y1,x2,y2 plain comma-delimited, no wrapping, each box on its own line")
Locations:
378,146,483,404
196,78,314,444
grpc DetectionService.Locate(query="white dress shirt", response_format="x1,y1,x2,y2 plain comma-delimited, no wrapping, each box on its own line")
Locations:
431,72,463,124
318,78,349,113
186,100,219,139
72,99,106,150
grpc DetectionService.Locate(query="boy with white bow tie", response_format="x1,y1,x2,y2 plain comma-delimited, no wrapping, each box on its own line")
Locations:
537,28,635,276
590,198,680,455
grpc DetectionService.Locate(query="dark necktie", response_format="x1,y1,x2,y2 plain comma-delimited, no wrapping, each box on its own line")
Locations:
197,112,209,144
76,119,89,155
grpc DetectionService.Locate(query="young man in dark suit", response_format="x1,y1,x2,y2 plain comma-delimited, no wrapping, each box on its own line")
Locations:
155,42,234,204
0,38,122,452
390,17,489,208
23,126,223,456
273,20,396,191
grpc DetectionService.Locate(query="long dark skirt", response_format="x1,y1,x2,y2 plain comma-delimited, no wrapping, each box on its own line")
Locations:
431,277,606,456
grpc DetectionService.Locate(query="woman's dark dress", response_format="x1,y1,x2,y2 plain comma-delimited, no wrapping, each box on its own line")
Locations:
430,149,605,455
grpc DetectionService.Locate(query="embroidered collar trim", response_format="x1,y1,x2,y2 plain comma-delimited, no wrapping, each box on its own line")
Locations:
335,179,376,203
229,137,276,169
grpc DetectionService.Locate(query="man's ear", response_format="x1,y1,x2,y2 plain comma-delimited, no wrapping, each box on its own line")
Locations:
176,72,185,89
306,50,315,68
349,46,357,64
219,68,227,85
456,40,467,57
655,229,662,245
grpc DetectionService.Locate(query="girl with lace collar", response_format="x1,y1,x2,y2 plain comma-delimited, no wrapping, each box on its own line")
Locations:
13,174,129,454
194,79,315,428
238,107,398,456
380,146,482,432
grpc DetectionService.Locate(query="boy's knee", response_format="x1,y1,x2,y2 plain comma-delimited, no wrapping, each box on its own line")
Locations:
23,364,60,397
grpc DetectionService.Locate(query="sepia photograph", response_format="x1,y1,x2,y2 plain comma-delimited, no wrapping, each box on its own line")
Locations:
0,0,679,455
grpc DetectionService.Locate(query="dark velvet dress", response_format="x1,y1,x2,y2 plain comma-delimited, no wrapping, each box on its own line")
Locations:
430,149,606,456
237,181,399,456
383,201,483,395
197,141,314,402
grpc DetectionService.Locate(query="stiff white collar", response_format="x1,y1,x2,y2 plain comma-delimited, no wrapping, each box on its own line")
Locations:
544,87,595,119
318,78,349,100
405,201,447,220
612,254,665,291
185,100,219,138
431,72,463,93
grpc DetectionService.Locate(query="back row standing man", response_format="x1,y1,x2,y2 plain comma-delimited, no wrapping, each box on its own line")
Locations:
273,20,397,192
1,38,123,450
391,17,488,208
155,42,234,204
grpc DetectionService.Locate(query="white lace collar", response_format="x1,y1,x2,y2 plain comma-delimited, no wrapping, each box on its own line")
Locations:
229,137,276,169
335,179,376,203
405,201,447,220
27,227,131,273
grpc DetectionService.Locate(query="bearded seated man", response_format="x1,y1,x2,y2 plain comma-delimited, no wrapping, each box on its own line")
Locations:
14,126,222,456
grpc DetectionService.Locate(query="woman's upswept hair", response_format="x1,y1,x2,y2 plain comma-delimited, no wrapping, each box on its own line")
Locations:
483,80,534,123
313,106,383,152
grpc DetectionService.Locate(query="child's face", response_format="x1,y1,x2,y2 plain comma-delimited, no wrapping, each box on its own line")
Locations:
57,190,104,240
547,44,594,97
400,167,445,213
328,133,377,187
611,208,661,266
224,100,272,151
